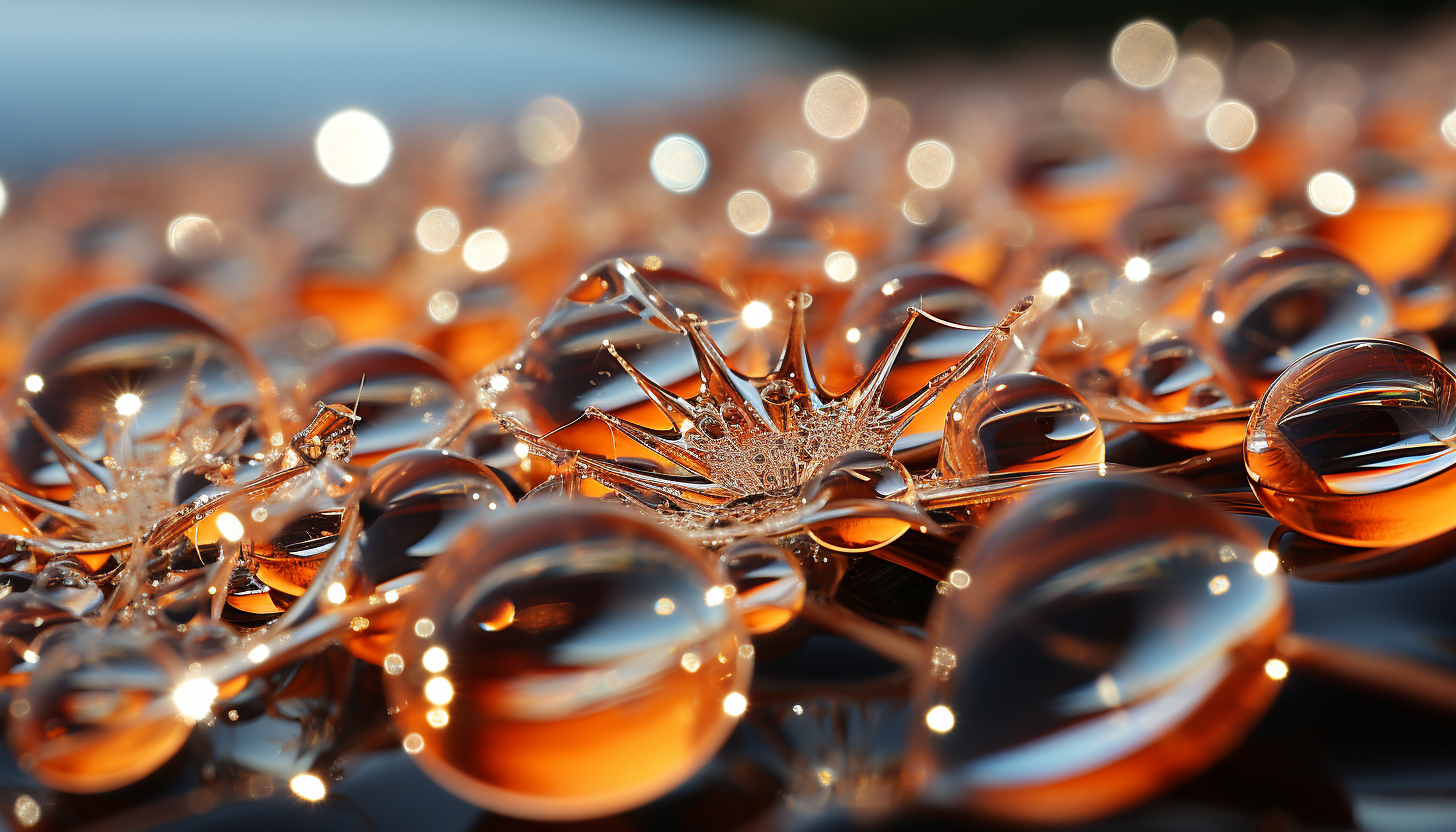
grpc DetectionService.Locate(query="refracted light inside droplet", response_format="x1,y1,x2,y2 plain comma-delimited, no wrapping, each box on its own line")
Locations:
290,774,326,801
326,582,346,604
825,251,857,282
1308,171,1356,215
427,290,460,324
416,207,461,252
403,733,425,754
926,705,955,733
650,134,709,193
1042,270,1072,297
1111,20,1178,88
1125,257,1151,281
166,214,221,259
742,301,773,329
772,150,817,194
315,109,392,186
463,228,509,272
722,692,748,716
907,140,955,189
727,190,772,235
1442,110,1456,147
804,71,869,138
515,97,581,165
1206,100,1258,150
1208,575,1231,595
171,678,218,721
1164,56,1223,115
115,392,142,416
22,374,42,393
1264,659,1289,680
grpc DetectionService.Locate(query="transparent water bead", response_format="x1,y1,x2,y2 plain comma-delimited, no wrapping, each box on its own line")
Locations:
346,449,516,664
802,451,919,553
384,502,751,820
1,287,267,498
1119,335,1232,413
1246,339,1456,547
8,628,193,793
1196,238,1390,399
720,538,805,635
938,373,1103,479
906,477,1288,824
305,343,463,465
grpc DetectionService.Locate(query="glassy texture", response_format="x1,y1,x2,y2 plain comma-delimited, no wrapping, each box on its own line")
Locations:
1,287,266,497
906,477,1289,824
1314,153,1455,284
802,451,918,553
938,373,1103,478
1118,335,1232,413
346,448,516,663
7,628,192,793
1197,238,1391,399
1246,339,1456,547
305,342,463,464
384,502,751,821
720,538,805,635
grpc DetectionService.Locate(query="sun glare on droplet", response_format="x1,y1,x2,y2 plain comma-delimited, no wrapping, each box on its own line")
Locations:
1125,257,1151,282
1308,171,1356,215
172,678,218,721
722,692,748,716
115,392,142,416
804,72,869,138
416,208,461,252
728,190,772,235
515,97,581,165
216,511,245,543
742,301,773,329
1111,20,1178,88
463,228,509,272
1265,658,1289,680
315,109,392,186
1042,270,1071,297
23,375,42,394
1206,100,1258,151
650,135,709,193
290,774,326,801
925,705,955,733
906,140,955,189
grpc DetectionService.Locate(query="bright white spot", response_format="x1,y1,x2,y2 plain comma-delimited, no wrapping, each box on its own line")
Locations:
742,301,773,329
0,179,7,221
1308,171,1356,216
215,511,244,543
1125,257,1151,282
654,597,676,616
1111,20,1177,88
403,733,425,754
22,375,42,394
1211,310,1226,324
1264,658,1289,680
315,109,392,186
172,678,219,721
722,692,748,716
416,208,461,253
167,214,221,260
515,97,581,165
424,676,454,706
727,190,772,235
925,705,955,733
463,228,509,272
1206,100,1258,151
384,653,405,675
948,569,971,589
414,618,436,637
1208,575,1231,595
845,327,861,344
489,373,510,393
115,393,142,416
422,646,449,673
247,644,270,663
1041,270,1071,297
13,794,38,827
1254,550,1280,576
705,586,726,607
1443,110,1456,148
804,72,869,138
825,251,857,282
680,652,701,673
290,773,327,802
906,140,955,189
325,582,346,605
650,135,709,193
427,706,450,728
513,442,529,459
427,290,460,324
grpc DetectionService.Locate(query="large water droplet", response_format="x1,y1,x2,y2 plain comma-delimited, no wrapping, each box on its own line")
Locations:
720,538,805,635
305,343,463,464
384,502,751,820
1246,339,1456,546
802,451,918,553
906,476,1288,824
939,373,1103,478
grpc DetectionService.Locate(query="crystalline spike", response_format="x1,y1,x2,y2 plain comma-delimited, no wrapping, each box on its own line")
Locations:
838,308,923,414
681,314,776,431
882,296,1033,435
573,258,685,334
772,292,827,406
0,481,95,529
16,398,114,493
568,453,739,505
605,342,696,429
582,406,713,478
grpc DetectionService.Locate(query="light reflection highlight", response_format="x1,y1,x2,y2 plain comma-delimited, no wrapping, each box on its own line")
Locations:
1206,100,1257,151
166,214,221,260
515,97,581,165
742,301,773,329
315,109,392,186
289,774,326,802
824,251,857,282
463,228,509,272
1308,171,1356,216
1111,20,1177,88
416,207,461,252
727,190,772,235
804,71,869,138
650,135,709,193
906,140,955,189
925,705,955,733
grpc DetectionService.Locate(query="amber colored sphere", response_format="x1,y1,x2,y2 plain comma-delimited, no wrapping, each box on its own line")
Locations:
906,476,1288,824
802,451,917,553
384,501,751,820
1246,339,1456,547
7,628,192,794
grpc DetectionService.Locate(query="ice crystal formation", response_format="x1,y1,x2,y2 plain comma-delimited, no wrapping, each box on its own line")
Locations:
490,259,1033,533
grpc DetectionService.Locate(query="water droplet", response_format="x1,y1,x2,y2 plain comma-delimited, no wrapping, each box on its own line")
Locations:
720,538,805,635
1119,336,1231,413
385,502,750,820
804,72,869,139
306,343,462,464
907,477,1288,823
802,451,917,552
1246,339,1456,546
939,373,1103,479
